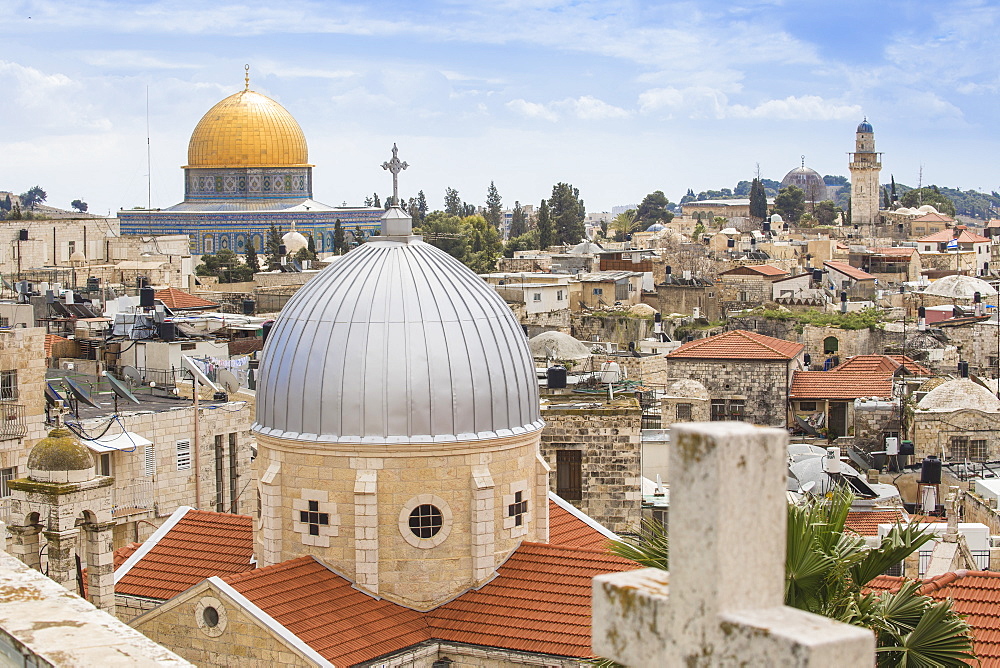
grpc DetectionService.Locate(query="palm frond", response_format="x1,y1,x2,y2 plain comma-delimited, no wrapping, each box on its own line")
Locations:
607,519,668,571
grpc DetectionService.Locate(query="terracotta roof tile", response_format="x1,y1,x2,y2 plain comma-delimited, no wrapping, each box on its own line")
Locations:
113,542,141,570
911,212,955,223
720,264,788,277
226,543,638,665
44,334,68,357
115,509,254,600
824,260,876,281
868,570,1000,660
886,355,933,375
667,329,804,361
844,510,907,537
547,499,614,550
791,370,893,399
917,228,989,244
154,287,219,311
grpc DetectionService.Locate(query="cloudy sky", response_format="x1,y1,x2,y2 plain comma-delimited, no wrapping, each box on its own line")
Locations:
1,0,998,216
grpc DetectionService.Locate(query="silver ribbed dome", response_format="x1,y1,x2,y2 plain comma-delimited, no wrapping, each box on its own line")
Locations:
253,237,542,443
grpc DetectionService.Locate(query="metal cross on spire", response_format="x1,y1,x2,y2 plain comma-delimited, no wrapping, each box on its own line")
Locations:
244,64,250,91
381,143,409,206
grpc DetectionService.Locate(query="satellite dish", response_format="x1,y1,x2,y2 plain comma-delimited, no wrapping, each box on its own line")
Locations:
799,481,817,494
0,277,13,292
62,376,99,409
105,372,140,405
218,369,240,394
181,355,220,393
122,366,142,386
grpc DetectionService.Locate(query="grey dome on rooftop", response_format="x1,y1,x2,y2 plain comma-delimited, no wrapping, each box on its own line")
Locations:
253,226,543,443
780,165,827,202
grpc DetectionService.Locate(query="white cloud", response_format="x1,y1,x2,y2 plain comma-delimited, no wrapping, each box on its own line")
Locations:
0,61,112,131
727,96,861,121
565,96,630,120
506,98,558,122
639,88,860,122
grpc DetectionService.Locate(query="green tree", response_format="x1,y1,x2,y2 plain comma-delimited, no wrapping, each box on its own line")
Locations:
415,190,428,222
195,248,253,282
610,209,639,241
774,185,806,223
536,199,554,249
245,239,260,273
549,182,585,245
70,199,88,213
509,201,526,238
635,190,674,226
611,490,976,667
503,230,540,257
485,181,503,232
419,212,468,261
8,202,22,220
334,220,346,254
444,187,463,216
306,233,316,258
814,200,841,226
900,186,956,217
691,222,706,241
463,214,502,273
680,188,697,205
372,193,381,208
0,195,11,212
20,186,46,210
265,223,282,268
749,178,768,222
353,226,368,246
890,175,897,206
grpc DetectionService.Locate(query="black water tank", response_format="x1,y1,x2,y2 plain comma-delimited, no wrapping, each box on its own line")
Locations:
278,244,287,256
900,440,915,456
803,353,812,366
919,455,942,485
727,238,735,248
812,269,822,282
242,299,255,315
139,286,155,308
136,275,149,289
158,321,176,341
918,306,926,319
546,365,567,389
261,321,273,344
18,229,28,241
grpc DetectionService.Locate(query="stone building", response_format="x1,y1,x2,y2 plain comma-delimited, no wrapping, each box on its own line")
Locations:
538,395,642,533
913,378,1000,461
917,227,991,276
651,270,718,320
659,378,711,424
665,329,805,427
717,264,789,313
849,119,882,228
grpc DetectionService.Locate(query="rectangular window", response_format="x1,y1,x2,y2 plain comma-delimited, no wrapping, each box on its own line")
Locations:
214,434,225,512
99,453,112,477
0,370,17,401
67,240,76,257
0,467,16,497
711,399,745,422
229,432,239,513
0,317,8,328
711,399,727,421
593,288,603,295
143,445,155,476
675,403,693,421
949,436,969,460
181,343,196,351
533,292,542,302
798,401,818,412
556,290,564,301
556,450,582,501
971,439,989,461
175,439,191,471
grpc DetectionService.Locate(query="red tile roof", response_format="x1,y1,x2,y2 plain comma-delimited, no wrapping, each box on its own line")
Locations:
917,228,989,244
429,543,636,658
720,264,788,277
833,355,901,376
911,212,955,223
224,544,638,665
113,542,141,570
115,509,254,600
844,510,907,537
868,570,1000,662
667,329,804,361
886,355,933,375
824,260,876,281
874,247,917,257
44,334,68,357
154,287,219,311
548,498,614,550
224,556,429,667
791,370,893,400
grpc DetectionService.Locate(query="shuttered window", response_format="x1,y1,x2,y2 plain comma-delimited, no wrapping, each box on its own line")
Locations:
556,450,582,501
176,439,192,471
143,445,155,476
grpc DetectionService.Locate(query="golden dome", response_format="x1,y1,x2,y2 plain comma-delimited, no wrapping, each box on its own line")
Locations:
186,90,310,168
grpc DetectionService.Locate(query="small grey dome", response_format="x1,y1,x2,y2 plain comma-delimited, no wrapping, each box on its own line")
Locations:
781,166,827,202
917,378,1000,413
922,274,997,300
529,331,592,360
254,238,542,443
281,230,308,254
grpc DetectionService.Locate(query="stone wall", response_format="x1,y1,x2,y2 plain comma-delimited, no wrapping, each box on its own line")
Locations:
852,402,901,451
651,283,720,320
570,313,653,345
717,275,773,312
538,397,642,533
131,583,314,667
941,322,999,377
614,353,669,385
913,409,1000,460
663,358,792,427
0,327,50,483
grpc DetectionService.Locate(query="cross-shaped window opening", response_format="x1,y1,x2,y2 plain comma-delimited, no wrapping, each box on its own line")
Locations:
299,500,330,536
508,491,528,527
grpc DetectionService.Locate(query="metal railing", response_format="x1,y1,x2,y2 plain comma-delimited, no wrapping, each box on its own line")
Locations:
919,549,991,577
111,480,154,517
0,403,28,441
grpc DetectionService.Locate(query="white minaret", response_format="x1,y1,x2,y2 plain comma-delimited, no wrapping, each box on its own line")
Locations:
849,118,882,227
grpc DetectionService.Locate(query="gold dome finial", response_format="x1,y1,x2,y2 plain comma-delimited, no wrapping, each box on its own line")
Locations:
244,64,250,91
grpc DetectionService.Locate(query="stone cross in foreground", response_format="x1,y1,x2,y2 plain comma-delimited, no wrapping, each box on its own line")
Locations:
593,422,874,666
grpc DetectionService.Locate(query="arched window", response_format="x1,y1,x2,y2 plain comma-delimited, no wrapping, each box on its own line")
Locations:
823,336,839,355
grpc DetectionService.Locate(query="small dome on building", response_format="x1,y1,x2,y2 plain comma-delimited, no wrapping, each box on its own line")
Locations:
917,377,947,394
662,378,709,400
770,213,783,224
27,427,95,484
281,228,309,254
568,240,603,255
645,223,666,232
529,331,592,361
922,274,998,300
917,378,1000,413
69,250,87,265
780,165,827,202
857,119,873,133
186,90,310,168
916,204,939,214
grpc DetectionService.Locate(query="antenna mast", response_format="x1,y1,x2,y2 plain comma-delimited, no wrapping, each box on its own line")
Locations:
146,86,151,210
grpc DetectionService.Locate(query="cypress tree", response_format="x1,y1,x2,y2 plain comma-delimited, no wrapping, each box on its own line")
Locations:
245,239,261,273
537,200,553,250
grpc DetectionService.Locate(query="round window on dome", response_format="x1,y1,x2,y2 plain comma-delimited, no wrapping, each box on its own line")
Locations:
408,504,442,539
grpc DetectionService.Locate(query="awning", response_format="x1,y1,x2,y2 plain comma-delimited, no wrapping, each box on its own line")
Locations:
82,431,152,453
